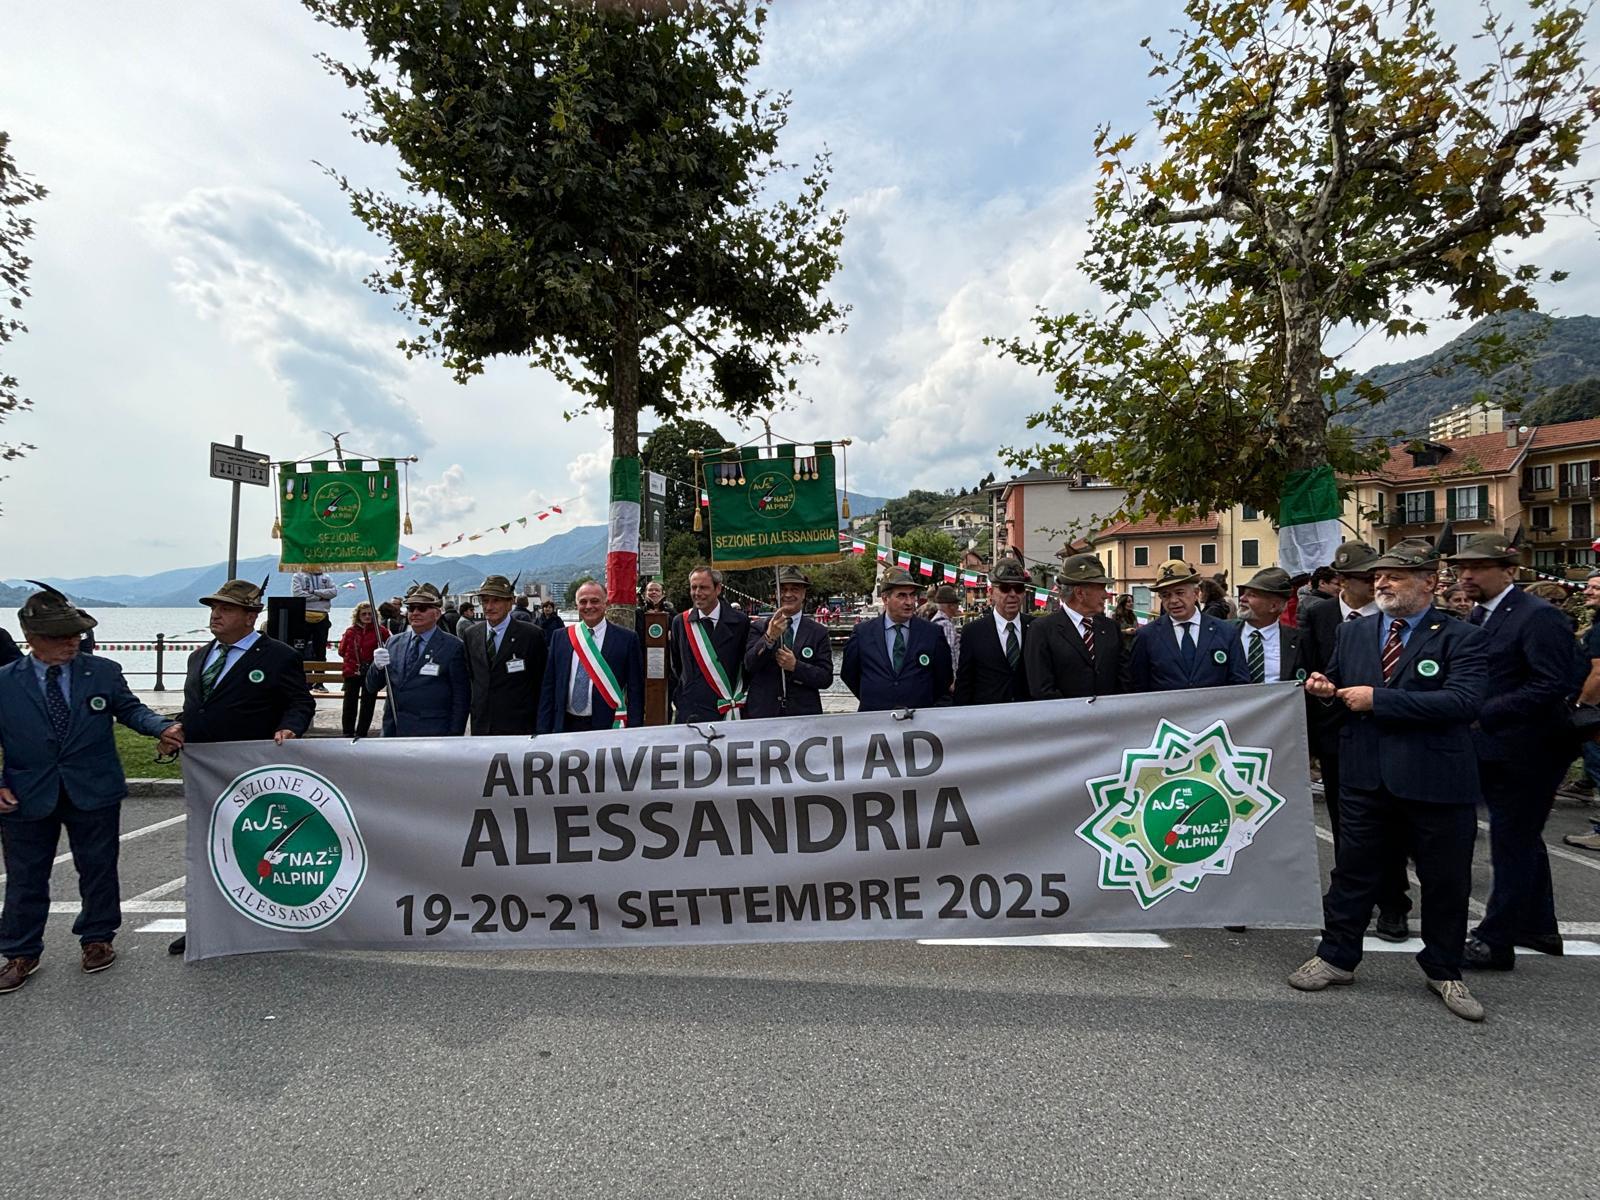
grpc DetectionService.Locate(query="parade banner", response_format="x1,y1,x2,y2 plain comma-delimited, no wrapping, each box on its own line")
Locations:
181,683,1322,961
702,443,841,569
277,460,401,572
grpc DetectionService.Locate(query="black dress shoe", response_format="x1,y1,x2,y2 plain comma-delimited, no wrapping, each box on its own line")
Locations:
1462,936,1514,971
1373,912,1411,943
167,935,186,956
1515,934,1564,956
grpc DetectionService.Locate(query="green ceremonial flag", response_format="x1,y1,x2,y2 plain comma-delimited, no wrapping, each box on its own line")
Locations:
278,460,401,572
703,442,841,569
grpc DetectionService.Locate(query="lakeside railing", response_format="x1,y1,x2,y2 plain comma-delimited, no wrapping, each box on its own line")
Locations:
93,637,209,691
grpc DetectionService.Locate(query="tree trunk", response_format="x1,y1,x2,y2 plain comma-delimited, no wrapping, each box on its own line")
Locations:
1280,282,1326,475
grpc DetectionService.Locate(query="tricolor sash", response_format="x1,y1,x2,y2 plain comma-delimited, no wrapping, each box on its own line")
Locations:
569,623,627,728
686,616,746,719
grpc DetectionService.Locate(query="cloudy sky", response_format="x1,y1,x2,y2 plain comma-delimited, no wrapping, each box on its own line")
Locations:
4,1,1597,576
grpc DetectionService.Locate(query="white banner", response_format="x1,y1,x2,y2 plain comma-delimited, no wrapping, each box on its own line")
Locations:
181,683,1322,960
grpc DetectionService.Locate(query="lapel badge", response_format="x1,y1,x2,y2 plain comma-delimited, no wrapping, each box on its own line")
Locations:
917,653,931,667
1416,659,1440,677
89,695,107,712
801,645,814,659
1212,649,1228,664
248,668,266,683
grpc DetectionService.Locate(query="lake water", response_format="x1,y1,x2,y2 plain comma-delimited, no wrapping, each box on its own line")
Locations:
3,606,851,696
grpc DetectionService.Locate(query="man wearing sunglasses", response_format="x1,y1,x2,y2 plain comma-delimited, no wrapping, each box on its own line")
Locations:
954,558,1034,705
1128,559,1250,692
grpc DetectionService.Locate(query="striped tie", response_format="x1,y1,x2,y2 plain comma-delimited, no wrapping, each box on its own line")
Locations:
1381,618,1406,683
1247,629,1266,683
1080,617,1094,661
201,645,229,696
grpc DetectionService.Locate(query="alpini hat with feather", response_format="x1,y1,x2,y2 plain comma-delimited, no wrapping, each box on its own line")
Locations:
17,581,97,637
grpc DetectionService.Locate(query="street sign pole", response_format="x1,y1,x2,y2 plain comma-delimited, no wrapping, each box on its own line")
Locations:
227,434,243,580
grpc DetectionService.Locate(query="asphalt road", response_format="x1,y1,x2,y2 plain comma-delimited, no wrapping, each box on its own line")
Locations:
4,791,1599,1200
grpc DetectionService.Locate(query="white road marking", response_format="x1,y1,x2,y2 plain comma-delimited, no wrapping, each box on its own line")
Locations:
920,933,1170,949
0,814,185,885
128,875,185,902
1318,936,1600,957
47,900,184,914
134,919,186,933
1313,826,1489,918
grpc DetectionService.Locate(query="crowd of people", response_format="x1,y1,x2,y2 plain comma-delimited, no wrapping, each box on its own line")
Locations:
0,529,1594,1021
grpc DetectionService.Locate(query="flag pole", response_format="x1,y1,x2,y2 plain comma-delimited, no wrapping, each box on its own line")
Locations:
328,432,403,737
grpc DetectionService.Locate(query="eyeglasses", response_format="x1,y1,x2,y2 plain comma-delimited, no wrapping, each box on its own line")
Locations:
994,584,1025,594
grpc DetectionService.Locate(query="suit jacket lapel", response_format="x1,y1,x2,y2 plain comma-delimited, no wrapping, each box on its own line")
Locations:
12,659,49,724
1063,615,1092,664
1386,612,1447,685
208,641,254,700
1278,627,1302,681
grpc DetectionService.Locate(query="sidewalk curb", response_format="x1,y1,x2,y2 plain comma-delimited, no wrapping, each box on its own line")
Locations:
126,778,185,799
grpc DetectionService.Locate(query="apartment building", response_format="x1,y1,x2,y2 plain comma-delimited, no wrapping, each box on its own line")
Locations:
1428,402,1509,441
987,469,1126,572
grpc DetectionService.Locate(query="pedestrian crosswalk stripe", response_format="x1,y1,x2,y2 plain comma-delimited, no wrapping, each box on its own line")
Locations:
920,933,1170,949
134,919,186,933
1314,936,1600,957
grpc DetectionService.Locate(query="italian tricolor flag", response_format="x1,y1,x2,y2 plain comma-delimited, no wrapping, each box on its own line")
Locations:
1278,464,1342,577
606,456,640,605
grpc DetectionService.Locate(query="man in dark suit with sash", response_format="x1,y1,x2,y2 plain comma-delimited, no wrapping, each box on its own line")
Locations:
1290,537,1490,1022
841,566,953,712
669,565,752,723
954,558,1033,705
167,577,315,955
1448,532,1584,968
0,588,178,991
539,580,645,732
368,582,469,737
462,574,547,736
1128,559,1250,691
1025,552,1127,700
744,566,833,719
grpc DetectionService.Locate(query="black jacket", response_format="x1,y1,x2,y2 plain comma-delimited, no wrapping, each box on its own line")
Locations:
462,618,548,736
954,613,1032,705
181,635,315,744
1024,609,1127,699
743,614,833,719
669,606,753,722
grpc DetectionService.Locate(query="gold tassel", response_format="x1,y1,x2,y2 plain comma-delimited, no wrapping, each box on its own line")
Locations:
403,513,414,535
271,517,281,539
841,495,851,519
693,503,703,532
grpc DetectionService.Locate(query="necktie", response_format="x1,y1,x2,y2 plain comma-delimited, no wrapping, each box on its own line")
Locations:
1248,629,1266,683
44,664,70,740
486,627,498,660
405,634,425,681
1005,622,1019,667
1179,621,1197,671
1381,618,1406,682
1468,606,1487,627
892,623,906,672
783,623,795,650
570,656,591,713
1345,611,1361,622
201,644,229,696
1080,617,1094,661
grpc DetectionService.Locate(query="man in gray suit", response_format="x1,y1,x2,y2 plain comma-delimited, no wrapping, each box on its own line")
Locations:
0,587,178,992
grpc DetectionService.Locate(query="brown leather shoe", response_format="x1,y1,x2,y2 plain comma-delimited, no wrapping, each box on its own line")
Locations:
80,942,116,974
0,957,41,993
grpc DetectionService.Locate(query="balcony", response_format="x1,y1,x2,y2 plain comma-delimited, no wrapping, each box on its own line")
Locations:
1558,479,1600,499
1384,502,1496,528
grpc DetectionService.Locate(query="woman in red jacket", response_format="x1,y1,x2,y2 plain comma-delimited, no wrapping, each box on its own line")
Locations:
338,601,389,739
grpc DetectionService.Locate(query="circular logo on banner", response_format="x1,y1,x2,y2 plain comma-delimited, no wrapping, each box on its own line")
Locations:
209,765,367,931
801,646,814,659
248,669,265,683
748,470,797,520
311,480,361,530
1416,659,1440,677
1141,779,1232,866
89,695,107,712
1213,649,1228,664
648,622,665,639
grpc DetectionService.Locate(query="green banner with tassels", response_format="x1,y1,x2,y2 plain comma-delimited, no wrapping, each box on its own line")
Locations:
277,460,401,572
702,443,841,569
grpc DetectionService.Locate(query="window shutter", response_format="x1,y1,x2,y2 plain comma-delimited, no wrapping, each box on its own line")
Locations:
1523,467,1534,490
1478,485,1489,517
1445,490,1457,519
1424,492,1436,522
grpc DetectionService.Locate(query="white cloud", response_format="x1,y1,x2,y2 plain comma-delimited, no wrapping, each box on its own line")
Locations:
409,463,477,531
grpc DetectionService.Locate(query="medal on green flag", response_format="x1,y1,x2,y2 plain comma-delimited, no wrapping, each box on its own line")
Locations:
700,442,841,569
278,460,401,572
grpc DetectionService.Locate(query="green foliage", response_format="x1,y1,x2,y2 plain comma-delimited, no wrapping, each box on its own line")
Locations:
562,575,597,607
882,489,959,532
892,527,961,568
0,131,45,502
304,0,846,454
658,531,705,609
807,554,876,600
993,0,1599,522
643,417,732,540
1524,375,1600,426
116,723,181,781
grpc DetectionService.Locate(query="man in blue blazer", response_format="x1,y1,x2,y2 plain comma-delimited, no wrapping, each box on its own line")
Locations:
841,566,953,712
743,566,834,719
1290,537,1490,1022
0,587,178,992
1449,533,1585,968
539,580,645,732
369,582,469,737
1129,559,1250,692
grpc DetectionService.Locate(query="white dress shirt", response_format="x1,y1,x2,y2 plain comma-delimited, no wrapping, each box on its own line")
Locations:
1243,620,1281,681
1170,613,1202,649
202,629,261,687
1338,599,1380,621
991,610,1023,654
